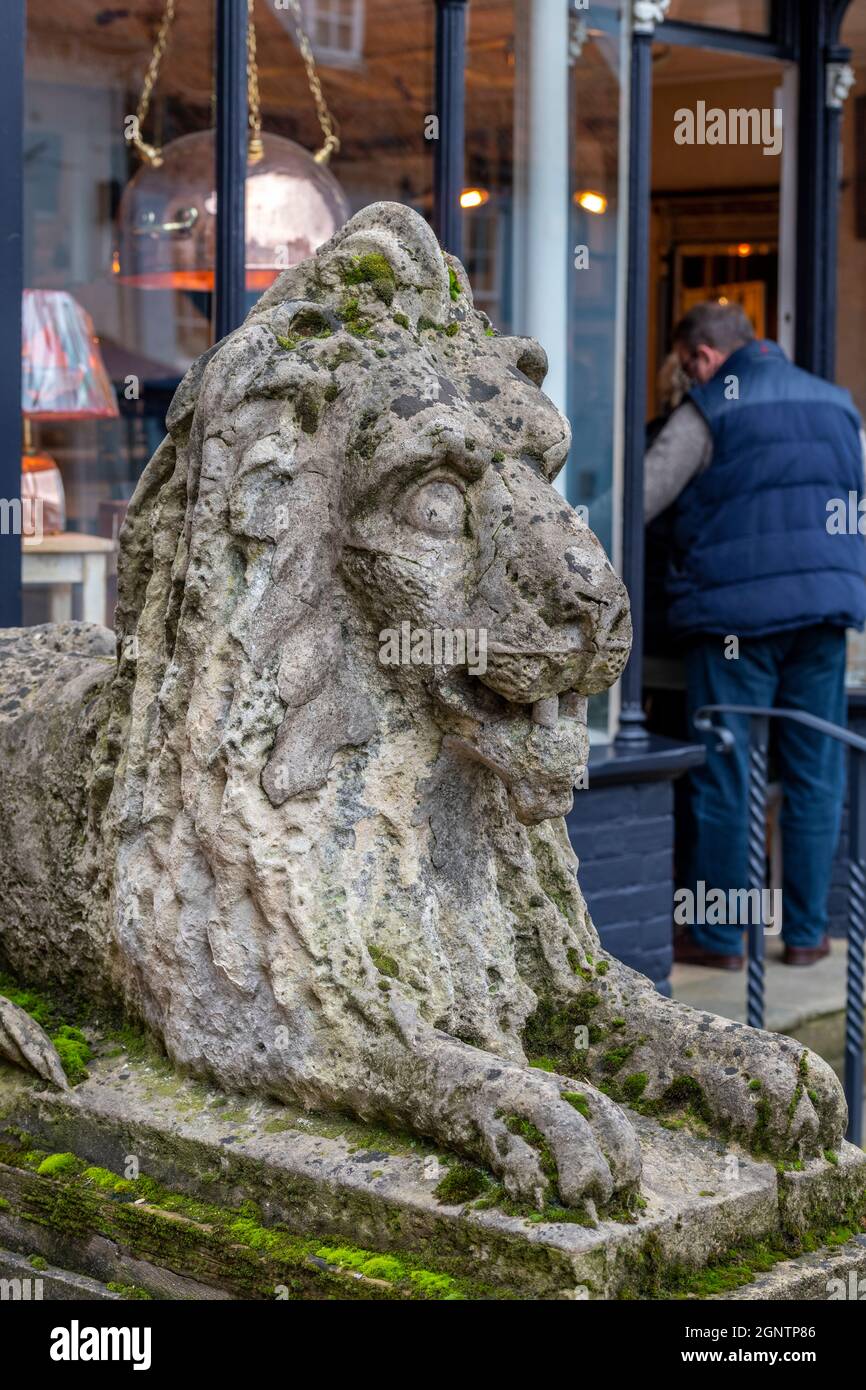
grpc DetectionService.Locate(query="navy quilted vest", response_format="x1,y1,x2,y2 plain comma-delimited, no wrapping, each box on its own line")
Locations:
666,339,866,638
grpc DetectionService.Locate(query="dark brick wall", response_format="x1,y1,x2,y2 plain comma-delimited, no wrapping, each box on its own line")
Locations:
566,779,674,995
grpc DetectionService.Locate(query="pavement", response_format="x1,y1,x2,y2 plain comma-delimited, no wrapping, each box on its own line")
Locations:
671,937,850,1035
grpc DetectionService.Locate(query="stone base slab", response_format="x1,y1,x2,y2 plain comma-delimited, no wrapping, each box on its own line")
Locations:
1,1048,864,1301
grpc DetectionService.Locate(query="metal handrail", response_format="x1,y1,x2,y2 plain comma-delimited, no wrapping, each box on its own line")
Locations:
694,704,865,1146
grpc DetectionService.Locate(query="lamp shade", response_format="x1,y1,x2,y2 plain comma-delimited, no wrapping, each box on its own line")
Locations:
113,130,349,290
22,290,119,420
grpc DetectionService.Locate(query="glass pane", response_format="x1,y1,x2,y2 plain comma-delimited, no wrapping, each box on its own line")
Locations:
22,0,435,630
465,1,627,737
667,0,767,31
24,0,215,628
665,0,770,30
835,3,866,687
465,0,626,557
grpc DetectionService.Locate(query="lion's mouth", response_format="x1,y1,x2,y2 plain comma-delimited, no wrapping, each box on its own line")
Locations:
432,670,589,825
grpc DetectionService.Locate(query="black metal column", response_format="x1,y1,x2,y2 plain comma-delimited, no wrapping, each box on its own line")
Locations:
616,23,654,745
433,0,467,258
795,0,854,378
0,0,24,628
214,0,248,341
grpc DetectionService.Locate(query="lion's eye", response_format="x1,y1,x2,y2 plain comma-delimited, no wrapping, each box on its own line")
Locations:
402,480,465,537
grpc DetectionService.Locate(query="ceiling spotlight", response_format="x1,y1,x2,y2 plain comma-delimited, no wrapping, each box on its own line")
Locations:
574,190,607,215
459,188,490,210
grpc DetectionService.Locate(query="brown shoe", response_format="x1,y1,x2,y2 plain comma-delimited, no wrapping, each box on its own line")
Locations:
782,935,831,967
673,932,744,971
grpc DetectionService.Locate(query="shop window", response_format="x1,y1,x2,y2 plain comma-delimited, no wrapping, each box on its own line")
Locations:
21,0,433,629
666,0,770,30
465,1,627,739
835,0,866,687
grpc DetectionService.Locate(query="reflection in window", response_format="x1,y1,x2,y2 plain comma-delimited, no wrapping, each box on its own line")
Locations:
22,0,433,629
666,0,770,32
301,0,365,67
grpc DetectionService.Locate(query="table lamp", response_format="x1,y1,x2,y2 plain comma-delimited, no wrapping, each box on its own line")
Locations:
21,289,119,535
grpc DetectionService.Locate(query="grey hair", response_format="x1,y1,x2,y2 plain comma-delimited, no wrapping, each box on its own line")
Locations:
673,300,755,355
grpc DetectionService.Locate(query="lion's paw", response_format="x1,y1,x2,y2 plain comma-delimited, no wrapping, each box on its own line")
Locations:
467,1065,642,1209
594,979,847,1160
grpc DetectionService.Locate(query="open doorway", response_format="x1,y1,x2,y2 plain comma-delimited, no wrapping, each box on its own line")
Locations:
648,41,793,419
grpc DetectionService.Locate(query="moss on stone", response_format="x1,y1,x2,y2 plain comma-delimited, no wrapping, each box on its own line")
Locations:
294,384,321,435
561,1090,590,1119
501,1114,558,1202
620,1072,648,1102
433,1163,488,1205
0,972,91,1083
51,1026,91,1084
36,1152,79,1177
600,1044,635,1076
448,266,460,302
343,252,396,304
522,992,602,1074
369,945,400,979
392,312,410,329
0,1138,487,1300
106,1282,153,1300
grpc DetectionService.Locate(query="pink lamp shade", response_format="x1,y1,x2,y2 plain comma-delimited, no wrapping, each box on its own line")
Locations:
21,290,119,420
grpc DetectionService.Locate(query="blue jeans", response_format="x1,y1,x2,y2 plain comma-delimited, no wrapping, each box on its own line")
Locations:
684,624,847,955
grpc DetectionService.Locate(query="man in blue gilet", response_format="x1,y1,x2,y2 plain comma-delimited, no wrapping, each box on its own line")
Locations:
645,300,866,969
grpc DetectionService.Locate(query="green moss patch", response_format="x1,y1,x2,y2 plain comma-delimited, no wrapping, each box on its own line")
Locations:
434,1163,488,1205
368,945,400,979
343,252,396,304
0,1140,495,1301
0,973,91,1083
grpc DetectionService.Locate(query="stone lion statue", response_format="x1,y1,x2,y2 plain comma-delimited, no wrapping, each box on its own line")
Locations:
0,203,845,1213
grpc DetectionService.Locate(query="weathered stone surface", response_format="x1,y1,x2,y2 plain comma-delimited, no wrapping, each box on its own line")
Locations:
0,996,69,1090
0,202,851,1226
1,1054,864,1300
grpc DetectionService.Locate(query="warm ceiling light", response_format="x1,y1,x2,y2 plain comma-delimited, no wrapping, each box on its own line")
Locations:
459,187,490,209
718,296,729,305
737,243,752,257
574,190,607,215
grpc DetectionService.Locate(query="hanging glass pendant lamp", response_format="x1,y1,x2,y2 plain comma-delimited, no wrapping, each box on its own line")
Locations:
114,0,349,290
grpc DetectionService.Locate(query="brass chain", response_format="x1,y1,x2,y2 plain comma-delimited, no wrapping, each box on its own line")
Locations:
246,0,264,163
281,0,341,164
133,0,340,169
133,0,177,167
